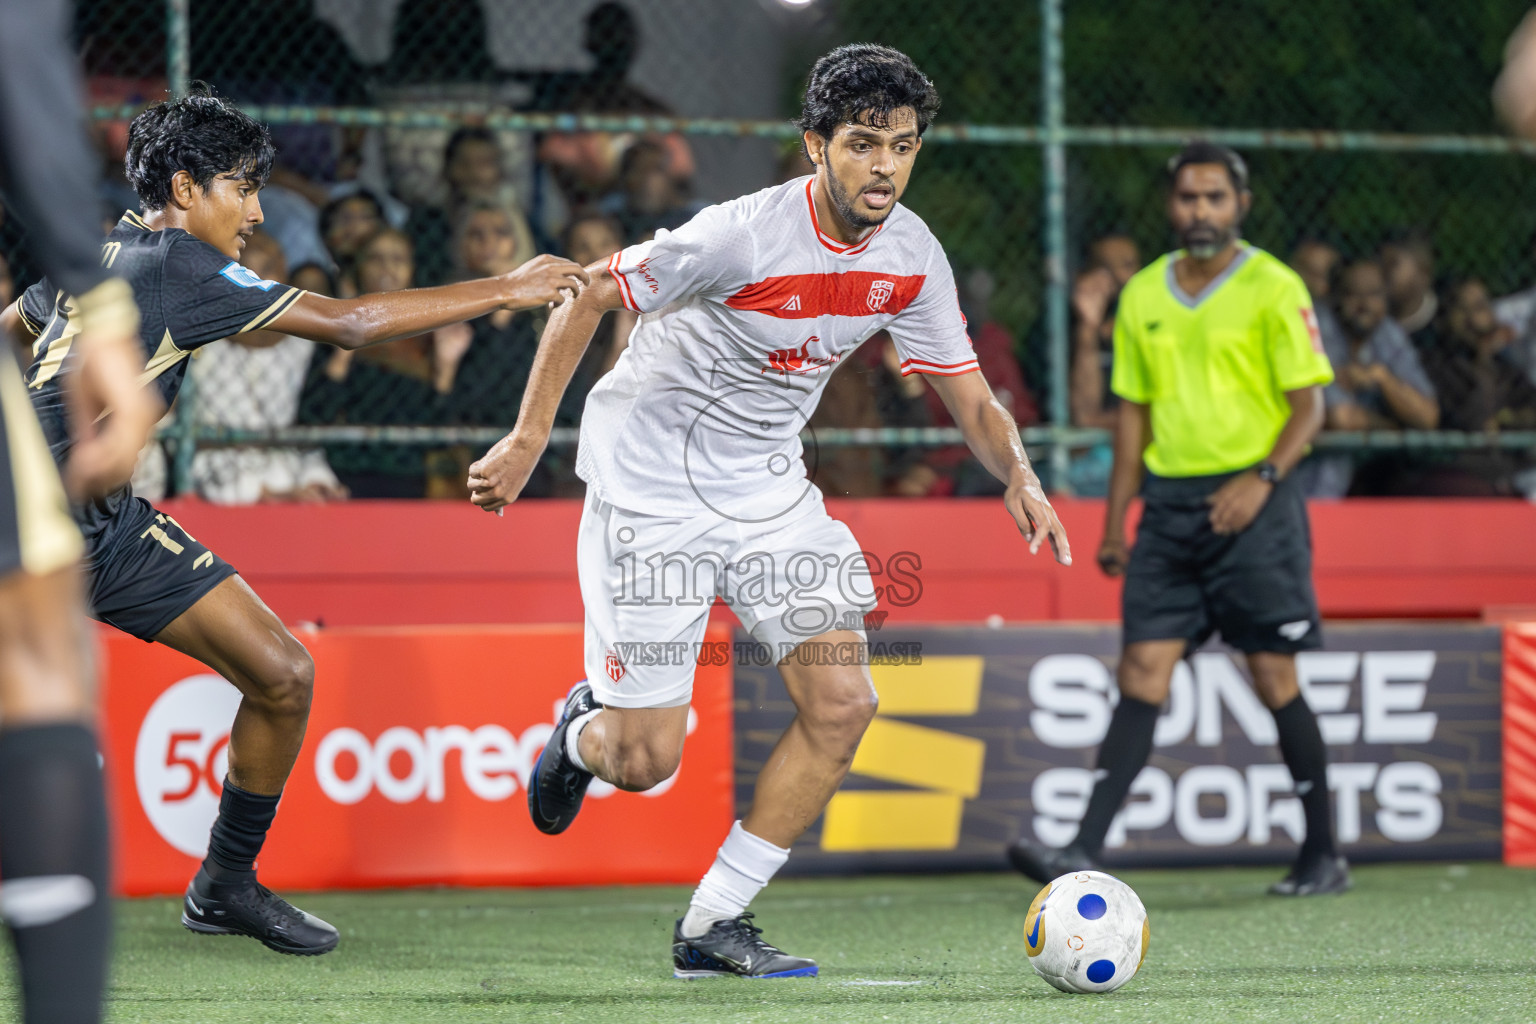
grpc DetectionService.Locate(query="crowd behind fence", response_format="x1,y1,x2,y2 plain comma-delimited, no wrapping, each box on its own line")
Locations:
4,0,1534,500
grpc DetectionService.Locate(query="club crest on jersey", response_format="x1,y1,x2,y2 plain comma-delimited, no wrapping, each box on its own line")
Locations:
867,279,896,312
604,650,625,682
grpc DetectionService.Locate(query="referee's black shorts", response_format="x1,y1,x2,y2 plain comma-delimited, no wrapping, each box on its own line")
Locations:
1122,468,1322,655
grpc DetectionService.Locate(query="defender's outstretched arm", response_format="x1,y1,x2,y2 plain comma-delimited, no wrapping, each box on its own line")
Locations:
468,267,624,512
271,254,590,351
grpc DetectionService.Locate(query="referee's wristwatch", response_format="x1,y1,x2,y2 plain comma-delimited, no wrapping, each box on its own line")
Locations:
1256,461,1281,485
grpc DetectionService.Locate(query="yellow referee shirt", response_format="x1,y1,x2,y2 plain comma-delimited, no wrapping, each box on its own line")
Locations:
1110,242,1334,477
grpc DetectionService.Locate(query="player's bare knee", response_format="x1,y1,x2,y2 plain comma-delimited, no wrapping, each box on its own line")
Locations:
801,679,878,752
605,739,680,792
252,643,315,720
614,763,676,793
0,666,90,724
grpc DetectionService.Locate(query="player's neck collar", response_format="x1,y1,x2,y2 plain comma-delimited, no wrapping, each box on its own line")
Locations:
120,209,152,233
804,178,883,257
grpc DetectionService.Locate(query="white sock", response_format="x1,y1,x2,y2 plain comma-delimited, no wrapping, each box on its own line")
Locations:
564,709,602,772
680,821,789,938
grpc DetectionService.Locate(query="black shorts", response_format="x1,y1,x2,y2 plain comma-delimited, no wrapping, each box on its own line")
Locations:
0,357,82,579
78,494,237,641
1122,468,1322,655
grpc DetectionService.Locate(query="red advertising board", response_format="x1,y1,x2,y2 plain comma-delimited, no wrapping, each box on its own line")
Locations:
154,497,1536,628
100,624,734,896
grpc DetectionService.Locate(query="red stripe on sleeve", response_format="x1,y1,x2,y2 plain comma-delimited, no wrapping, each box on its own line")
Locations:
899,358,980,378
900,356,979,370
607,252,639,313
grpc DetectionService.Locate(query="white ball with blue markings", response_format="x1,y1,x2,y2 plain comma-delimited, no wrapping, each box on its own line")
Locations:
1023,870,1149,993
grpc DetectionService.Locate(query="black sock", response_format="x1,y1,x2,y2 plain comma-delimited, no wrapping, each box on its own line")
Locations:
0,724,111,1024
1272,694,1335,859
202,781,281,883
1072,696,1161,857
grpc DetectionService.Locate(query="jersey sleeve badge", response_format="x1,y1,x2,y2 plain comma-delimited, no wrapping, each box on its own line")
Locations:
219,262,279,291
1300,306,1323,352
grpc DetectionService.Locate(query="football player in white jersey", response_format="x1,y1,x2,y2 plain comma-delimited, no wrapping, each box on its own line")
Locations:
469,43,1072,978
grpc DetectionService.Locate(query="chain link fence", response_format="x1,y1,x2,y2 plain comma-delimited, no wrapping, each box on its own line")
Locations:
6,0,1533,501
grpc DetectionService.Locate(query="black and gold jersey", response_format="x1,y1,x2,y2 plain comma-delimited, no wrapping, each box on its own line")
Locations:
17,211,304,476
0,355,82,578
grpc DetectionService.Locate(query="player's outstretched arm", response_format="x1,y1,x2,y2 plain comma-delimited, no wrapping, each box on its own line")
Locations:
926,370,1071,565
269,254,590,351
468,267,624,513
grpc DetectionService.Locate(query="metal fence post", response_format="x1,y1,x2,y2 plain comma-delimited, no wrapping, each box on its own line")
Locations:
166,0,189,99
1040,0,1071,492
170,369,198,497
165,0,195,494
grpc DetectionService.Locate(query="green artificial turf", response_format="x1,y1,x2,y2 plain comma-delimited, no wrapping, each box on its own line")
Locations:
3,863,1533,1023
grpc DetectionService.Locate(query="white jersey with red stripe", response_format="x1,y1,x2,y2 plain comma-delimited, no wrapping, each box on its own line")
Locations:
580,175,976,522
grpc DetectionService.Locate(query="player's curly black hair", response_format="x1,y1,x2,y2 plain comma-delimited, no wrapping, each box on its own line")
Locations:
125,81,274,211
797,44,940,149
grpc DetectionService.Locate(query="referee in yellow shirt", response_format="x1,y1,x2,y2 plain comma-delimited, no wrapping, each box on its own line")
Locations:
1011,142,1349,895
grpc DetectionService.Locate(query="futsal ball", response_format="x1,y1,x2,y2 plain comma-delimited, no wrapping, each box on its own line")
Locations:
1023,870,1149,993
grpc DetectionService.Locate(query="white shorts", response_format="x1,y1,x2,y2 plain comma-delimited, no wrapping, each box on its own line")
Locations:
579,491,876,708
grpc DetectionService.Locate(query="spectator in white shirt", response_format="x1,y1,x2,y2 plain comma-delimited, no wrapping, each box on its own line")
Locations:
190,231,346,504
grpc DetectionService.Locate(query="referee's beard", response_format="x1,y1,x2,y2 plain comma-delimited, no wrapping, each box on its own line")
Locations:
1181,222,1240,260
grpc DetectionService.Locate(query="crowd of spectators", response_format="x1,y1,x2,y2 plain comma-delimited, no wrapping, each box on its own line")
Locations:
43,2,672,505
1293,237,1536,497
3,0,1533,504
13,164,1536,504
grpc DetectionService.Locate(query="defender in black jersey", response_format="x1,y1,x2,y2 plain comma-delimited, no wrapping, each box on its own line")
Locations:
20,208,304,636
1,85,588,957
